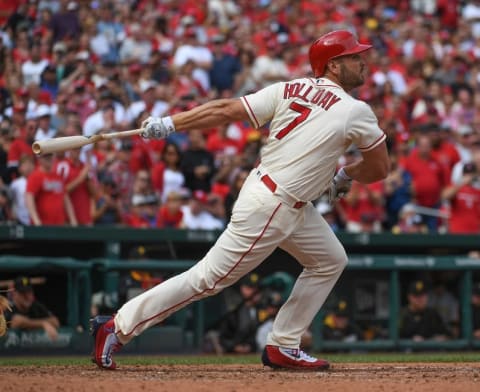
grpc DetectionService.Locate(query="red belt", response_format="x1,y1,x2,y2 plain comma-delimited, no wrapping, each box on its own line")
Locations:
260,174,306,209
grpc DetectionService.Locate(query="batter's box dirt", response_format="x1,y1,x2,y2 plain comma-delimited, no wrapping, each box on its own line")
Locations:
0,363,479,392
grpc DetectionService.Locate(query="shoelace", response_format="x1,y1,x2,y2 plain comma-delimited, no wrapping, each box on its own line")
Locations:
298,350,317,361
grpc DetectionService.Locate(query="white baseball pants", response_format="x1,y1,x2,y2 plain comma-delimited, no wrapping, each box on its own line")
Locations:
115,168,348,348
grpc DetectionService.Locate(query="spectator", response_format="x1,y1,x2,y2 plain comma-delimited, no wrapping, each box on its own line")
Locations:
124,193,159,228
172,27,213,93
39,64,59,100
180,189,224,230
428,275,460,338
156,190,184,229
0,184,12,223
33,104,56,141
472,282,480,340
255,291,284,352
125,80,169,124
209,34,242,95
49,0,81,42
6,109,36,181
21,42,49,86
92,174,123,226
341,181,385,233
9,154,34,225
383,153,414,229
401,134,449,231
441,160,480,233
152,142,185,203
322,298,363,342
392,203,429,234
83,90,127,138
4,276,60,341
216,273,262,354
25,153,77,226
180,129,215,193
119,22,152,65
251,38,289,88
224,167,249,222
55,146,96,226
399,279,451,341
90,2,124,64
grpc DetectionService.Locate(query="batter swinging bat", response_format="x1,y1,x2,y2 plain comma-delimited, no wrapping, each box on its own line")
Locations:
32,128,144,155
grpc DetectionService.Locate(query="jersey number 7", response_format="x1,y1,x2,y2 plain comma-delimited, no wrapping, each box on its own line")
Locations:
276,102,312,140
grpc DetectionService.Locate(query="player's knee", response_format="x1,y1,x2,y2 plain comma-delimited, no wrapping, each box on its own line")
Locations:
331,247,348,272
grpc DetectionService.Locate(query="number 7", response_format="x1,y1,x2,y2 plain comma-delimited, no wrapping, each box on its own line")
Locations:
275,102,312,140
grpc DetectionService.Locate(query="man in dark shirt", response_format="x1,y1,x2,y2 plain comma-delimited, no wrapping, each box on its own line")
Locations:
217,273,262,354
472,282,480,340
322,298,362,342
180,129,215,192
399,279,450,341
4,276,60,341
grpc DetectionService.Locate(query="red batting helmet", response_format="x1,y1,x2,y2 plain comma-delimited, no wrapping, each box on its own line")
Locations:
309,30,372,77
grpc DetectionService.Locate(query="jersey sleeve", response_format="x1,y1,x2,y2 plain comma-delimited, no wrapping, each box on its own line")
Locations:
240,83,283,129
346,101,386,152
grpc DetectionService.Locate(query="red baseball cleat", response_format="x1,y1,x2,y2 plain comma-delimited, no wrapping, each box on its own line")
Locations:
90,315,123,370
261,345,330,371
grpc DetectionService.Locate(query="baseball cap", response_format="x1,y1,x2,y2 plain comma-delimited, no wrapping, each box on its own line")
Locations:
131,194,158,206
408,280,428,296
240,273,260,288
35,104,51,118
128,245,148,259
14,276,33,292
139,80,157,93
333,299,349,317
192,190,209,204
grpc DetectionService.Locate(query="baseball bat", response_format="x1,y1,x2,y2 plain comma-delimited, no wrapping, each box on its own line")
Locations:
32,128,144,155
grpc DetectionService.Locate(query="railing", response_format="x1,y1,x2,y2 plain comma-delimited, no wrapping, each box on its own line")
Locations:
1,252,480,352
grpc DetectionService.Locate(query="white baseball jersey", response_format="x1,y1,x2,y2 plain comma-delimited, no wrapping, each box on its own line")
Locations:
241,77,386,201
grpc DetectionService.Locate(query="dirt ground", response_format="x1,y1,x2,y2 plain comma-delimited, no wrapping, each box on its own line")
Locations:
1,363,479,392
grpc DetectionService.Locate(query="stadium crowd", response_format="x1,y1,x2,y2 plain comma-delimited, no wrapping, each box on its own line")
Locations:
0,0,479,233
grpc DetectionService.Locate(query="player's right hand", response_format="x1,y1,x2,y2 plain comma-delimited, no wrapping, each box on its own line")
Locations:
141,116,175,139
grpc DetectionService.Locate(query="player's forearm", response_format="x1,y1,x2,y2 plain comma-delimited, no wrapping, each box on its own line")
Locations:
11,315,49,330
64,196,78,226
171,99,246,131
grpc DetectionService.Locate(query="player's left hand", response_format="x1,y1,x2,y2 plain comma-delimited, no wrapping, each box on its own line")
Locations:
141,116,174,139
327,169,352,203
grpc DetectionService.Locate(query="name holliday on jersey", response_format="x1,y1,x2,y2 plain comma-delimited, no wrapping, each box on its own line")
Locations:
283,82,341,110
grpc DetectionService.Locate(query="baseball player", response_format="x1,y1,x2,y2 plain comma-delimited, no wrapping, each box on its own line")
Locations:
91,30,389,370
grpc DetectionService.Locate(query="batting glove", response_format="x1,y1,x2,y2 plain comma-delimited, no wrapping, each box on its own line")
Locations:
141,116,176,139
327,167,352,203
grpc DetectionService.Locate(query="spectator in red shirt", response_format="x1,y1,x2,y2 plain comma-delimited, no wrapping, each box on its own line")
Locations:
401,134,449,231
424,123,460,179
156,190,184,228
124,193,158,228
340,181,385,233
25,153,77,226
55,147,96,226
442,158,480,234
7,112,36,181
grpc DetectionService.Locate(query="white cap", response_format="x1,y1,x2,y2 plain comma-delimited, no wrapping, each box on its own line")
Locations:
75,50,90,61
139,80,157,93
457,124,473,136
35,104,51,118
